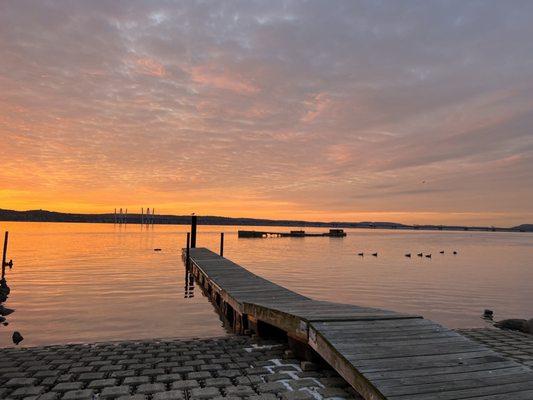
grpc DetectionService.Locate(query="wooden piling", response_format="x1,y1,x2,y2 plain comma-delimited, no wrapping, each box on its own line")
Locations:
1,231,8,279
220,232,224,257
190,215,197,248
186,232,190,268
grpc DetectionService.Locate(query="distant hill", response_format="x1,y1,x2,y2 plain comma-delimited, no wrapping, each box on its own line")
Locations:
0,208,526,233
0,208,402,229
513,224,533,232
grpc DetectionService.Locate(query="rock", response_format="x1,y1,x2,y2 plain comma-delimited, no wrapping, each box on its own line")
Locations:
527,319,533,334
495,319,529,333
0,305,15,316
0,316,5,323
13,331,24,345
483,309,494,319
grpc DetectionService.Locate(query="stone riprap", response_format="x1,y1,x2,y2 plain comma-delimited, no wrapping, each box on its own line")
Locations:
0,336,363,400
458,327,533,368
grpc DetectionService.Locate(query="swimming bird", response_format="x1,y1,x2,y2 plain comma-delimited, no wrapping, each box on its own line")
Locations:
453,251,458,255
405,253,411,257
440,250,445,254
372,252,378,257
417,253,423,257
426,254,432,258
358,252,364,256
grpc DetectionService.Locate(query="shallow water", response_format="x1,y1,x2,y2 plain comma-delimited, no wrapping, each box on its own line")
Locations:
0,222,532,347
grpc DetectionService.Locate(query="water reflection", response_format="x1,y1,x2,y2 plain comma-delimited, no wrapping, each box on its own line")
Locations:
0,221,531,347
1,231,21,345
184,266,195,298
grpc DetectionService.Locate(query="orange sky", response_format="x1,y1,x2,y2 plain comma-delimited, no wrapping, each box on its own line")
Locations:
1,1,533,226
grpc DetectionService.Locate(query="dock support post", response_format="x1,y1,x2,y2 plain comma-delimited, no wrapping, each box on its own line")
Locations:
1,232,8,279
2,231,12,280
190,215,197,248
220,232,224,257
186,232,190,268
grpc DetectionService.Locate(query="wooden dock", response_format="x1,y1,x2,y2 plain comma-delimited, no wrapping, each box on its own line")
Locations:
184,247,533,399
238,228,347,238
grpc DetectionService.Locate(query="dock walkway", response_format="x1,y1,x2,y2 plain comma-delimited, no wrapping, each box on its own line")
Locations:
187,247,533,400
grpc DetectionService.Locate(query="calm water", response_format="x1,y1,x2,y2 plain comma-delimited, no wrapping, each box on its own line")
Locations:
0,222,532,347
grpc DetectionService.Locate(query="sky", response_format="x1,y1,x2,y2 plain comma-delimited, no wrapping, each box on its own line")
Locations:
1,0,533,226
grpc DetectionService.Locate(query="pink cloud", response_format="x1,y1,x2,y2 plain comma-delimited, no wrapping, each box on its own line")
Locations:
301,93,331,123
326,144,353,165
135,57,166,77
190,65,259,94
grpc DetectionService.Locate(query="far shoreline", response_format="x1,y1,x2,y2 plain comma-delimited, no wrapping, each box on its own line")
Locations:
1,208,531,233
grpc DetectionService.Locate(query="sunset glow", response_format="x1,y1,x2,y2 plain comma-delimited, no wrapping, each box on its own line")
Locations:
1,1,533,225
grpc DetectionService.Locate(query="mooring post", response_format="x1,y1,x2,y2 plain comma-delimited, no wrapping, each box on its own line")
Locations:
186,232,190,268
220,232,224,257
190,215,197,248
2,231,10,280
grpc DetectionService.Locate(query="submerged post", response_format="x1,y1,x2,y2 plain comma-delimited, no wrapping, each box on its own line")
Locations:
220,232,224,257
190,215,197,248
186,232,190,267
2,231,10,279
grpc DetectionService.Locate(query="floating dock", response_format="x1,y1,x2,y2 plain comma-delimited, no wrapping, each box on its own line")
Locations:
185,247,533,400
238,228,347,238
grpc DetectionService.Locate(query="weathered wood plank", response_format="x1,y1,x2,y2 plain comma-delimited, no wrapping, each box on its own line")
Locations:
388,380,533,400
374,365,531,391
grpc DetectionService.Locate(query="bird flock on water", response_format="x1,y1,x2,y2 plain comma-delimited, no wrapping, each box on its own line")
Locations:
357,250,458,258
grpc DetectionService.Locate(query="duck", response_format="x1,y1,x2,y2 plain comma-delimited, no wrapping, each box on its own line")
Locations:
405,253,411,258
372,252,378,257
357,252,364,256
417,253,423,257
440,250,445,254
426,254,432,258
453,251,458,255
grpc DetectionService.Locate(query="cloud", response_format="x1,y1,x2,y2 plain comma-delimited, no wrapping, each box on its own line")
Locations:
190,65,259,94
1,0,533,225
134,57,166,77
